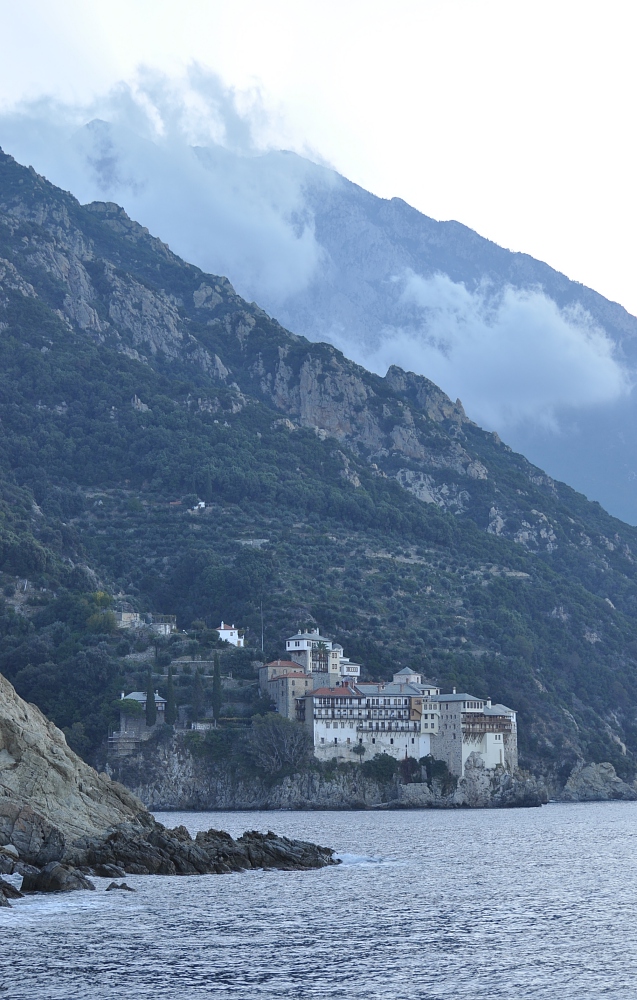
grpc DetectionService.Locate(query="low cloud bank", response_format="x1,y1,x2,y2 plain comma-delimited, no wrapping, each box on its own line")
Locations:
329,272,630,431
0,68,330,307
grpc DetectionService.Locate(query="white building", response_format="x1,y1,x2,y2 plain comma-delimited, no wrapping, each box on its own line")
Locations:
285,628,360,684
148,614,177,636
217,622,244,647
114,611,141,629
303,671,439,762
430,692,518,775
272,632,519,775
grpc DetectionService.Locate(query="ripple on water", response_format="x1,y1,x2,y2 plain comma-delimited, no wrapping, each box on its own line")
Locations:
2,802,637,999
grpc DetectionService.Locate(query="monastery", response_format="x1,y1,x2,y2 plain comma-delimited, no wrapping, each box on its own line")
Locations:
260,628,518,777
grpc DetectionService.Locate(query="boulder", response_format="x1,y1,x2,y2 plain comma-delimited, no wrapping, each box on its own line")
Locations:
21,862,96,893
105,881,136,891
562,761,637,801
13,861,41,878
93,863,126,879
0,877,23,899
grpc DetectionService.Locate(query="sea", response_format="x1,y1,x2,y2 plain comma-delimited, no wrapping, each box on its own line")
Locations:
2,801,637,999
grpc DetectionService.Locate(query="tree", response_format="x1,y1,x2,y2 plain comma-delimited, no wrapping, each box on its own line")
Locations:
246,714,313,774
165,666,177,726
352,742,366,761
212,652,222,724
191,668,205,721
145,672,157,727
118,698,143,718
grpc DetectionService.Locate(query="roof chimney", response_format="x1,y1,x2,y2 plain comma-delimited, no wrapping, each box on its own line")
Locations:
452,687,456,694
487,698,492,707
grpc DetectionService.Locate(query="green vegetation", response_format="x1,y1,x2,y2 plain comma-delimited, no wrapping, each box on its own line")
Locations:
1,146,637,783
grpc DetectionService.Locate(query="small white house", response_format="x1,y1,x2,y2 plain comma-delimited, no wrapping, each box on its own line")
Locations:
217,622,244,647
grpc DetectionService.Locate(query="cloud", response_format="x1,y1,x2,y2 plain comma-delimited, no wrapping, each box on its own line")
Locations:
329,272,631,431
0,72,630,439
0,67,331,306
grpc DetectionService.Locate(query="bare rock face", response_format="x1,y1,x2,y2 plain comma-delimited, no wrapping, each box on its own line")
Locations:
561,761,637,802
21,861,96,893
0,673,147,863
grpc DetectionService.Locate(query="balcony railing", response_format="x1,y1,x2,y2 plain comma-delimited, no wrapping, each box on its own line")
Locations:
462,717,512,735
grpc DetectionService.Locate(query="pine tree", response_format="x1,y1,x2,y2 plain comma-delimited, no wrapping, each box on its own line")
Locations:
191,668,205,722
165,666,177,726
212,652,222,724
145,672,157,727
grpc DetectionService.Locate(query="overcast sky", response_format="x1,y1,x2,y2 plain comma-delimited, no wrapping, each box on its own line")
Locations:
1,0,636,315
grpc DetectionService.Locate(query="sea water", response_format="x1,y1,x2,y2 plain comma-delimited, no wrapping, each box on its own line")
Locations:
2,801,637,999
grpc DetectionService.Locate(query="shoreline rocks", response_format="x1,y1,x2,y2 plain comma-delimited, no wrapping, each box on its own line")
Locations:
561,761,637,802
75,824,338,876
0,673,339,908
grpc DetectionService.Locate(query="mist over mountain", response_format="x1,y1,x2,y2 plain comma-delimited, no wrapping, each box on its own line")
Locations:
2,80,637,525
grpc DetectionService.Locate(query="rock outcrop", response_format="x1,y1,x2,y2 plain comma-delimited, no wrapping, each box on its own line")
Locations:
561,761,637,802
0,673,146,863
0,674,338,903
108,734,548,810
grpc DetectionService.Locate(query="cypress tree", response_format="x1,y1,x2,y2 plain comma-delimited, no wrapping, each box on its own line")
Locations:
212,652,222,724
165,666,177,726
191,668,205,721
145,672,157,727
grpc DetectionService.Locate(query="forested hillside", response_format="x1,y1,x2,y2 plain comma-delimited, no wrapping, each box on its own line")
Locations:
1,147,637,784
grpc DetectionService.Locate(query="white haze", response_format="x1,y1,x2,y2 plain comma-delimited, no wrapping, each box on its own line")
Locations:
0,70,630,434
337,273,631,432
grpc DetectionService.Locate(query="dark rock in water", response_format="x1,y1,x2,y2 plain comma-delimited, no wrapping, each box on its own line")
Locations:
105,881,136,891
13,861,41,879
73,822,338,876
0,856,13,875
94,863,127,879
22,862,96,893
0,889,10,908
0,878,23,899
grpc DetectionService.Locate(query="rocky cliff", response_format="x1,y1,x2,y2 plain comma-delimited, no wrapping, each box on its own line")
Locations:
0,673,146,863
107,734,548,810
0,674,337,906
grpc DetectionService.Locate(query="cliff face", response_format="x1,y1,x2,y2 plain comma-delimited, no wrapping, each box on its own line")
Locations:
0,674,146,863
107,735,548,811
0,148,626,552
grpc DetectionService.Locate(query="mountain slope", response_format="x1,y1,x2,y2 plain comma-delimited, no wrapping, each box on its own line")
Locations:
5,120,637,520
2,148,637,784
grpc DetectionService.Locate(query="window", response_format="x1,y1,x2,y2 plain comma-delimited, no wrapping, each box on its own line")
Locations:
334,737,338,744
320,737,324,743
390,738,394,745
372,738,376,744
411,738,415,744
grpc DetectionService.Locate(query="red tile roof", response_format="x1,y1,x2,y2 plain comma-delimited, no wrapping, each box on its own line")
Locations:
311,686,362,698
